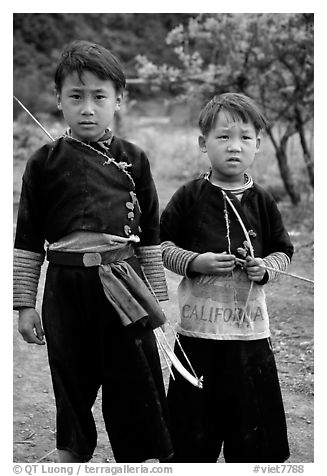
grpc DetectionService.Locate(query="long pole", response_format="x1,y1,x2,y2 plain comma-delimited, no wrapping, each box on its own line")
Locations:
13,96,55,142
236,258,314,284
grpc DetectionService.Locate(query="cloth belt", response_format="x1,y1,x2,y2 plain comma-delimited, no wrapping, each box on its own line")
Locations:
46,244,134,267
46,243,165,329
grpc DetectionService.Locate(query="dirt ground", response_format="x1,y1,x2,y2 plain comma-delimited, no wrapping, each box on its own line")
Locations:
13,201,314,464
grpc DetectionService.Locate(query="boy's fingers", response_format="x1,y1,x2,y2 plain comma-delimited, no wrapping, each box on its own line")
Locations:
216,254,235,261
22,330,45,345
245,258,256,267
35,320,44,339
19,321,45,345
35,330,45,343
219,262,235,268
30,335,45,345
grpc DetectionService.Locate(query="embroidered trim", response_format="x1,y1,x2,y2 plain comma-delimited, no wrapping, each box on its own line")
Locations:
63,134,135,187
13,249,44,309
135,245,168,301
204,171,254,195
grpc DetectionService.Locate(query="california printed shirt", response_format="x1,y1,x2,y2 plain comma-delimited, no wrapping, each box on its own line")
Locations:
160,176,294,340
176,266,269,340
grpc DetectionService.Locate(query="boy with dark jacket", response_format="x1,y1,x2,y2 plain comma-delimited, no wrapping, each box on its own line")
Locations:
14,40,172,463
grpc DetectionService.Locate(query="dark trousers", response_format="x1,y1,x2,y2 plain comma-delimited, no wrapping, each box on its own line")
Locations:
167,335,289,463
42,262,172,462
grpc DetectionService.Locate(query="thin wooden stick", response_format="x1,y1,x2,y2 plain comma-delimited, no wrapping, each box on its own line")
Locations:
236,258,314,284
140,266,203,388
222,190,255,325
14,441,33,445
155,331,175,381
35,448,57,463
14,96,55,141
166,321,198,379
155,327,203,388
221,190,255,257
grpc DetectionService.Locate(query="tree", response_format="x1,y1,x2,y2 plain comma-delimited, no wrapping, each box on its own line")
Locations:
136,13,314,204
13,13,196,116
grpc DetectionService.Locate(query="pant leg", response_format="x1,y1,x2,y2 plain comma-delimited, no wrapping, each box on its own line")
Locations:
167,335,224,462
166,336,289,463
222,339,290,463
101,322,173,463
42,264,109,460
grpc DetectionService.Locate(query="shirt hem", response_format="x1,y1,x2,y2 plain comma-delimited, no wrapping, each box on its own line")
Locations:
176,327,271,341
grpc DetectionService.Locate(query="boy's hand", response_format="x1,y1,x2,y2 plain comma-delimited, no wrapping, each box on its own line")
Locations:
18,308,45,345
244,256,266,282
189,252,236,275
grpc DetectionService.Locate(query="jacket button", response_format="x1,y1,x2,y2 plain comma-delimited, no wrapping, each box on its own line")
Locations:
124,225,132,236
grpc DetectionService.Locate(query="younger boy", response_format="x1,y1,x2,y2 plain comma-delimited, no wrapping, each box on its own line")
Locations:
160,93,293,462
14,40,172,463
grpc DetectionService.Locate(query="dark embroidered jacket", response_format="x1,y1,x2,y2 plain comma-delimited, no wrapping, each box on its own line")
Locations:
15,136,160,254
160,177,294,261
14,136,168,308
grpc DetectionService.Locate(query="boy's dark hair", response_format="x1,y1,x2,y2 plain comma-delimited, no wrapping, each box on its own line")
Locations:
55,40,126,93
199,92,268,136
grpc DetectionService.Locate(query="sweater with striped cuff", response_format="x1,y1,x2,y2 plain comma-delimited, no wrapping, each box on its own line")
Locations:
162,240,290,282
161,241,199,277
262,251,291,281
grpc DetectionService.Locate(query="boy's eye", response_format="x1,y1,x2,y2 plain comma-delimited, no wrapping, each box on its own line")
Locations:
95,95,107,100
217,135,229,139
70,94,81,100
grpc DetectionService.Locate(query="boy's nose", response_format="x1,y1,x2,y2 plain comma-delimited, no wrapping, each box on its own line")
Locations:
81,99,95,115
227,139,242,151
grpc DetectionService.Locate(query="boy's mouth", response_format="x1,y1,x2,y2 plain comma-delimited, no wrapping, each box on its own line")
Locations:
227,157,241,162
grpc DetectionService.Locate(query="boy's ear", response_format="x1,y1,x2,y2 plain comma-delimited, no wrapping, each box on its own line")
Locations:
255,136,261,153
115,94,122,111
198,135,207,153
56,93,62,111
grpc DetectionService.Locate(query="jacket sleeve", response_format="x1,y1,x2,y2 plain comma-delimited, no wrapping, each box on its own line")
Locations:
266,196,294,260
256,192,294,285
14,149,46,309
160,184,189,246
134,151,168,301
160,185,200,276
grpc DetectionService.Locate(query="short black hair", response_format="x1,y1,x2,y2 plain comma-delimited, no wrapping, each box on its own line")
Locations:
199,92,268,136
54,40,126,93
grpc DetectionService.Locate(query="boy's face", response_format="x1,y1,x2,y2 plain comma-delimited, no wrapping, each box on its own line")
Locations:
199,111,260,185
57,70,122,142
